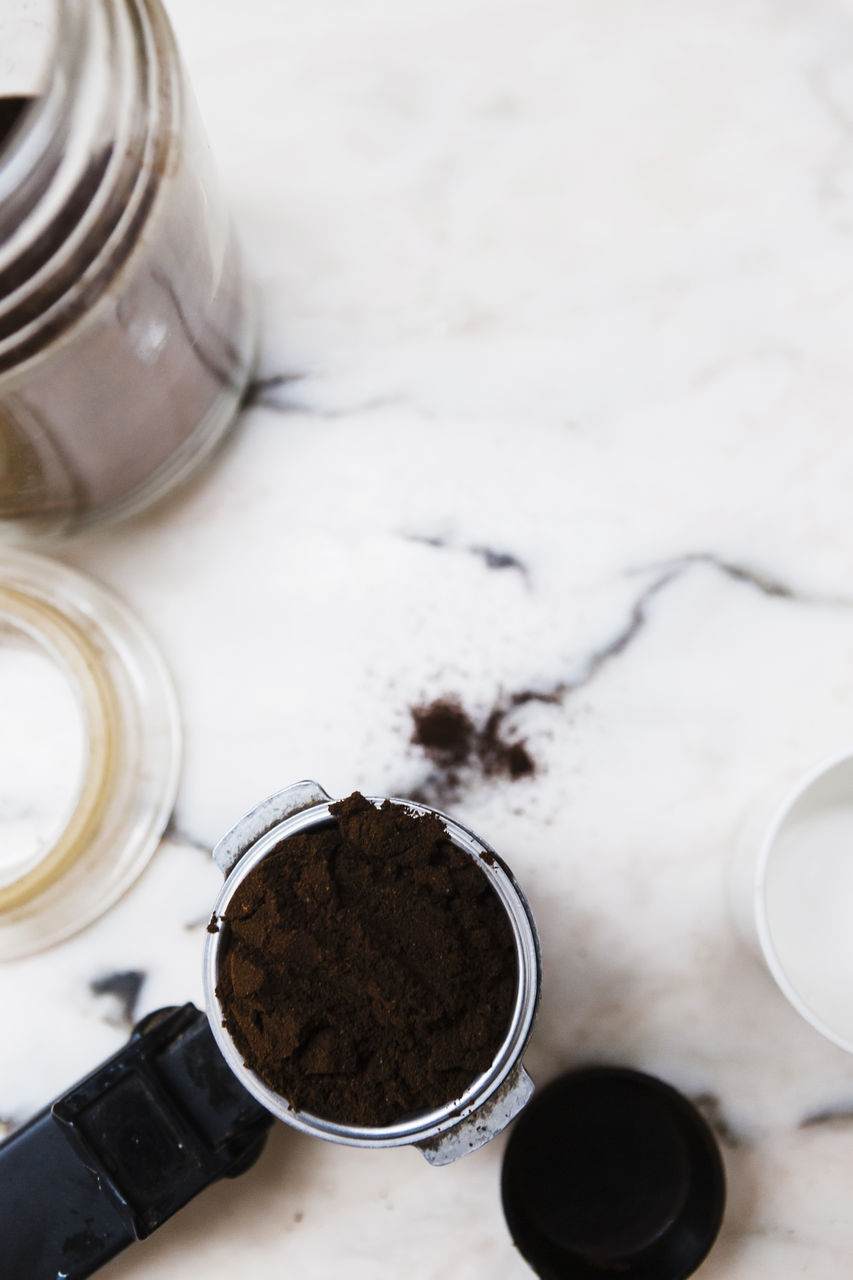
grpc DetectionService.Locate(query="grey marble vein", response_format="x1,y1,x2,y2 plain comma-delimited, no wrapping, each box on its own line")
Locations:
806,65,853,218
558,549,853,705
244,374,399,418
164,818,212,856
89,970,146,1029
406,546,852,809
692,1092,745,1148
641,551,853,607
241,370,306,410
799,1105,853,1129
404,533,529,579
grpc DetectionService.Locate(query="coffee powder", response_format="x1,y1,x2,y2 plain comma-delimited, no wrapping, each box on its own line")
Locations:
216,792,517,1127
412,697,535,780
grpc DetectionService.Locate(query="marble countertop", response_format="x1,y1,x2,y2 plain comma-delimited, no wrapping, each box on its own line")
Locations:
6,0,853,1274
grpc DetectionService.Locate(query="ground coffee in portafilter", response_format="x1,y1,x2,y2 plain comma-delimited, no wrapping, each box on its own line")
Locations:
215,792,517,1127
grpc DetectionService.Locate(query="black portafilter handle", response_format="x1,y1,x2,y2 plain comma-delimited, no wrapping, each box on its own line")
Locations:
0,1003,274,1280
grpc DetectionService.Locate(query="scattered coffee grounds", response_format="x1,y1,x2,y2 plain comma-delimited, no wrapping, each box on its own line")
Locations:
216,792,516,1127
411,699,473,767
411,697,536,787
482,710,536,779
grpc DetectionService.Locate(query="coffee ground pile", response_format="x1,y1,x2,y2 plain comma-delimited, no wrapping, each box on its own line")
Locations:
411,698,535,781
216,792,517,1127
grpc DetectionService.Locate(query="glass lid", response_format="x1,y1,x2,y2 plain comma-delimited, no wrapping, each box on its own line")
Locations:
0,549,181,958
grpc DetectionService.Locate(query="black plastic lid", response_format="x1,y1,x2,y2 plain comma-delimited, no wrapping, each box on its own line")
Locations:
501,1066,725,1280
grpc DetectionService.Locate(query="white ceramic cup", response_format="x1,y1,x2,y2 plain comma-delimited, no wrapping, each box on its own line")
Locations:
732,751,853,1053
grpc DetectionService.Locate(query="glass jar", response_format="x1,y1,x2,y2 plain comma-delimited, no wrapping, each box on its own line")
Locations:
0,0,254,530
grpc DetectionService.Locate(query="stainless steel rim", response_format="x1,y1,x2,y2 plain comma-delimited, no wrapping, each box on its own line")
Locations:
204,795,541,1148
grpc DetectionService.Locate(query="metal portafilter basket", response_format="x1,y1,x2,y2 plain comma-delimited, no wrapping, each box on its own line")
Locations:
205,780,542,1164
0,780,542,1279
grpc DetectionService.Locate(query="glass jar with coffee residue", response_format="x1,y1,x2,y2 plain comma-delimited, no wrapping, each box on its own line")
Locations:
0,0,255,531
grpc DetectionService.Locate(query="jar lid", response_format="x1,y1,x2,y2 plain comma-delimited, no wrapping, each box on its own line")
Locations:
0,549,180,958
501,1066,725,1280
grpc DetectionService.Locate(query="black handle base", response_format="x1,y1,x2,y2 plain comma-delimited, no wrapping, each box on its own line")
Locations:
0,1003,274,1280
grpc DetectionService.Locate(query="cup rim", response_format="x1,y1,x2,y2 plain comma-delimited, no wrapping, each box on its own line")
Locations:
203,794,541,1147
0,548,181,958
755,747,853,1055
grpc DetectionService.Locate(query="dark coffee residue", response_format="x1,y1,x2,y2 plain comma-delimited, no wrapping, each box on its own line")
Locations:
410,697,536,803
217,792,516,1127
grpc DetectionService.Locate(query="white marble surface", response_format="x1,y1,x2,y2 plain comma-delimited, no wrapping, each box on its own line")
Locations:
7,0,853,1274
